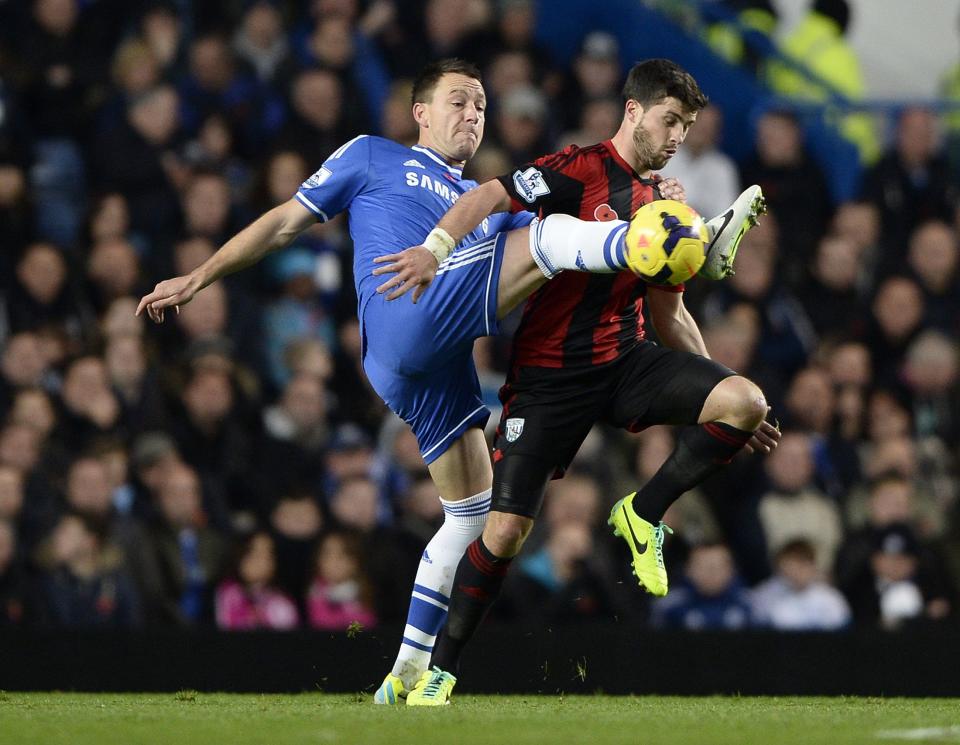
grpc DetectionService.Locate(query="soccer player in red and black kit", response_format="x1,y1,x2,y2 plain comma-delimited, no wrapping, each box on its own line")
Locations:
375,59,780,704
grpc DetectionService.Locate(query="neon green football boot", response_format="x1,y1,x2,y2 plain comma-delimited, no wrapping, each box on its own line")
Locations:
405,666,457,706
373,673,407,705
608,491,673,597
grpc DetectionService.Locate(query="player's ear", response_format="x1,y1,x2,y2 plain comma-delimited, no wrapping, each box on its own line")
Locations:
412,102,429,128
625,99,644,124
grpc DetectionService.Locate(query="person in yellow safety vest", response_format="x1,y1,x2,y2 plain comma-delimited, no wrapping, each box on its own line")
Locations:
767,0,881,166
705,0,778,76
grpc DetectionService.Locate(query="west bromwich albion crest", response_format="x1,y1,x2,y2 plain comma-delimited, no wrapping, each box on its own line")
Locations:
505,418,525,442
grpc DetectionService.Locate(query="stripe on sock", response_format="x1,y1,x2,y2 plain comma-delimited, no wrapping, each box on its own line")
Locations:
703,422,752,447
603,223,630,270
401,636,434,653
407,596,448,633
467,540,509,577
413,583,450,605
403,623,438,647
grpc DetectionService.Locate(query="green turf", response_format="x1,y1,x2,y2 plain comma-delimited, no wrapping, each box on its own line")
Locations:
1,693,959,745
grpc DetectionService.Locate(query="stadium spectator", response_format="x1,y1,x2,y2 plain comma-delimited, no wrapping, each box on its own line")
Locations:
7,242,89,345
484,48,536,110
905,221,960,335
178,34,278,158
830,199,882,291
85,238,143,313
262,248,336,390
17,0,102,247
306,529,377,631
84,193,149,260
492,85,551,165
650,543,757,630
900,331,960,445
56,355,123,451
232,1,294,86
861,107,959,254
105,334,167,437
270,493,324,610
328,474,410,623
0,332,51,412
300,14,389,132
166,367,255,518
33,513,143,629
841,523,953,629
259,372,330,501
751,539,851,630
215,531,299,631
866,276,925,390
557,31,622,132
276,68,351,168
758,431,844,576
767,0,879,165
739,109,833,283
93,83,185,240
139,3,186,79
144,462,229,626
505,520,622,623
800,234,867,340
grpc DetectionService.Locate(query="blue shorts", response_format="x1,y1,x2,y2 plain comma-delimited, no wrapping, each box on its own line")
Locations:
361,233,506,464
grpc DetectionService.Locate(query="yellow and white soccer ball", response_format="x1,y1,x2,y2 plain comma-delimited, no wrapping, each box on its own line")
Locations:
624,200,708,285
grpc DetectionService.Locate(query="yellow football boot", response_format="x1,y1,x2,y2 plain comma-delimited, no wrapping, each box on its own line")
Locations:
608,491,673,597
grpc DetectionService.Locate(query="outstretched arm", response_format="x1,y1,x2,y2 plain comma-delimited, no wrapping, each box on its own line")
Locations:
373,179,513,302
136,198,316,322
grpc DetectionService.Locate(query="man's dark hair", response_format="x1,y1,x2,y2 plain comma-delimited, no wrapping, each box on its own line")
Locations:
622,59,708,112
411,59,482,106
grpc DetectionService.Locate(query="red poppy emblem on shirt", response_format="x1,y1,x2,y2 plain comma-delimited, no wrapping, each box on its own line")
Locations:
594,203,618,221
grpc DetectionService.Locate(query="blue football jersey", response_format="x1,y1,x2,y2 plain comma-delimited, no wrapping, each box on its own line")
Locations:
295,135,532,314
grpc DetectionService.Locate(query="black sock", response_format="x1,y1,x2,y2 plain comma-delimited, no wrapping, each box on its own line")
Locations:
632,422,753,523
431,538,513,675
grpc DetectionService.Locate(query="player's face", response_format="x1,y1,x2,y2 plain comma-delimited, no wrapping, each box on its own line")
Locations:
417,73,486,164
631,97,696,171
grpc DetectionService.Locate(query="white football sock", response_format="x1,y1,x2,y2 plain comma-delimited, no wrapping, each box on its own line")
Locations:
390,488,490,689
528,214,631,278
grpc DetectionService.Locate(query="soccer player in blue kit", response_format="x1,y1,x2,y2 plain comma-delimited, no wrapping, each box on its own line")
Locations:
137,59,696,702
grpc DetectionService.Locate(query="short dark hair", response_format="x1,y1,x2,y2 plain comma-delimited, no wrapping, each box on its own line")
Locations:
622,59,708,112
776,539,816,564
411,59,482,106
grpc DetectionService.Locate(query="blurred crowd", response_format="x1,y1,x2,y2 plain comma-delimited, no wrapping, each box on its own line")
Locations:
0,0,957,635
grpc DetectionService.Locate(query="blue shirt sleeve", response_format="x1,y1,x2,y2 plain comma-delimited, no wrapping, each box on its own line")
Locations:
295,135,372,222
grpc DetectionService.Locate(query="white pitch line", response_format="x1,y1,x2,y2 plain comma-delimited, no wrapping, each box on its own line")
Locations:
876,725,960,741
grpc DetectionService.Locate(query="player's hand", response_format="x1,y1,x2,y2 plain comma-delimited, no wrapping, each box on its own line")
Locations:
658,177,687,203
743,412,781,455
372,246,438,303
136,275,199,323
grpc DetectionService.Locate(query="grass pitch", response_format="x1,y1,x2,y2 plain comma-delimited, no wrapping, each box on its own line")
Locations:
0,693,958,745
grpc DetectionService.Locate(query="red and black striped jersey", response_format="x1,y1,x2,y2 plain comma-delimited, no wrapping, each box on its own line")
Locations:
496,140,683,370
